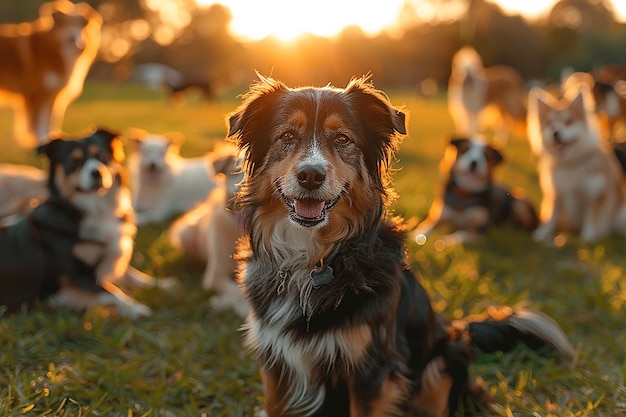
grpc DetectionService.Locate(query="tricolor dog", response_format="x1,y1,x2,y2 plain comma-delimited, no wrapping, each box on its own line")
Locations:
228,75,573,416
0,128,151,318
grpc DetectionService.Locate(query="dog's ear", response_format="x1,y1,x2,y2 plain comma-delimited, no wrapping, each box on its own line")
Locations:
38,138,70,164
344,76,407,170
126,127,148,145
227,75,288,173
568,87,593,120
450,137,470,150
93,127,125,162
162,132,185,149
345,76,407,136
227,74,288,137
527,86,556,156
528,87,556,121
485,145,504,166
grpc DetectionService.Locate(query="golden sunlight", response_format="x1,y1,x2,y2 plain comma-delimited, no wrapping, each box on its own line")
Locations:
197,0,626,42
196,0,407,41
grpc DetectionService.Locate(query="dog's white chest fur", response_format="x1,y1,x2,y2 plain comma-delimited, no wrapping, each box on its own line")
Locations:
243,219,372,412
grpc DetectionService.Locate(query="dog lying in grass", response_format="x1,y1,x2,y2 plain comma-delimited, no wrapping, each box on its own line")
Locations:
0,128,151,318
412,136,539,245
228,75,574,416
168,155,248,317
127,129,239,225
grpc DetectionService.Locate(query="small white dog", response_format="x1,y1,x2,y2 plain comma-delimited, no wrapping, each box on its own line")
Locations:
127,129,237,225
168,157,248,317
527,85,626,243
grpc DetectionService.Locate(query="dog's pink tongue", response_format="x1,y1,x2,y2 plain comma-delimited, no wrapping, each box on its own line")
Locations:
295,199,324,219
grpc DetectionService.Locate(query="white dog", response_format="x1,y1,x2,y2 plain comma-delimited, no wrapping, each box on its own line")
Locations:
527,85,626,243
448,46,526,146
168,163,247,317
127,129,237,225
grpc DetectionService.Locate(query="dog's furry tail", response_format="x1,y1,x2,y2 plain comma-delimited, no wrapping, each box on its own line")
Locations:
457,306,575,363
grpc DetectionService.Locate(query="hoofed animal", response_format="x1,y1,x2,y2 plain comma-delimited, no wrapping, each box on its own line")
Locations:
448,46,527,146
0,128,150,318
229,75,574,416
527,85,626,243
412,137,538,245
0,1,102,147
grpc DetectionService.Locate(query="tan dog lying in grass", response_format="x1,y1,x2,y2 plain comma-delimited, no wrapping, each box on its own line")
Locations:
168,160,247,317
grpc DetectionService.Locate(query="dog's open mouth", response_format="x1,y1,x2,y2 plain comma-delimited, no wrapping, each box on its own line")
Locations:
282,195,340,227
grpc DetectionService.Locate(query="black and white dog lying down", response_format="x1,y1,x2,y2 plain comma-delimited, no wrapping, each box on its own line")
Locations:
0,128,151,319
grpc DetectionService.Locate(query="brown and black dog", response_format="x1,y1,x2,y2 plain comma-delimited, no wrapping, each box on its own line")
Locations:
228,75,573,416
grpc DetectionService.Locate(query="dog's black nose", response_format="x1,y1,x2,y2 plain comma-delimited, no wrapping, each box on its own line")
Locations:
553,130,562,143
297,165,326,190
91,169,102,180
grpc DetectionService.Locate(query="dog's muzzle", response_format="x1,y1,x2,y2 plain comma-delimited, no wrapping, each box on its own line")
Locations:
280,164,341,227
282,195,340,227
78,159,114,193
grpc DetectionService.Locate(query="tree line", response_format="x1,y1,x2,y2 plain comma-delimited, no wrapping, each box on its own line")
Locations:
1,0,625,92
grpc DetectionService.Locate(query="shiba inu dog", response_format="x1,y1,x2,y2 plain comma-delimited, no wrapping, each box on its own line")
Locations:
527,85,626,243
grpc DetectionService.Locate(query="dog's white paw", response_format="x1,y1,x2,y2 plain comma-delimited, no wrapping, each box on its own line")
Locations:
117,302,152,319
532,224,553,242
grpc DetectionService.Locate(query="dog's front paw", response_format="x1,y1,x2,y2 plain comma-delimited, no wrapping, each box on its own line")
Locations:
532,224,553,242
117,302,152,319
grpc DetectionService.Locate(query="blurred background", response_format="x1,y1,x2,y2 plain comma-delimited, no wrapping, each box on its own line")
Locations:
2,0,625,97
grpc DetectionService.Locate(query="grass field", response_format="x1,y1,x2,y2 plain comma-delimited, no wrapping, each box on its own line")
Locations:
1,81,625,417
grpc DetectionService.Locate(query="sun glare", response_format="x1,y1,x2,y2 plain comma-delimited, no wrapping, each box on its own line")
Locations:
196,0,406,41
196,0,626,42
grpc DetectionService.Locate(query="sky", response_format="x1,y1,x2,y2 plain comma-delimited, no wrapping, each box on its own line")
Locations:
195,0,626,42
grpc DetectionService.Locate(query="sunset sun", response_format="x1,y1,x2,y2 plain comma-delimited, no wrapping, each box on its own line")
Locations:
196,0,407,41
196,0,626,42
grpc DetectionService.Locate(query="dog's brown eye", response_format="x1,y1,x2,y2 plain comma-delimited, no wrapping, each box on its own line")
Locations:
280,131,295,142
335,134,350,145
